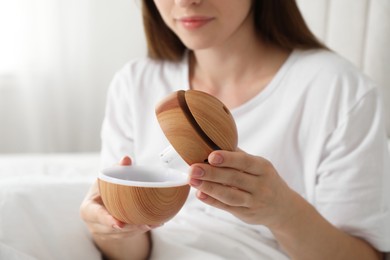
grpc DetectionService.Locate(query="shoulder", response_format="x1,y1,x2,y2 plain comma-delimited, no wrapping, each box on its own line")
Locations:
291,49,374,89
106,56,187,98
287,48,377,107
282,49,381,134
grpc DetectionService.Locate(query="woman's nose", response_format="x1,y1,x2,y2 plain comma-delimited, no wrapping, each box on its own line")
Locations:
174,0,202,7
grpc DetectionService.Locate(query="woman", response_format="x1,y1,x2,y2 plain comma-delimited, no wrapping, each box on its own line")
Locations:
80,0,390,259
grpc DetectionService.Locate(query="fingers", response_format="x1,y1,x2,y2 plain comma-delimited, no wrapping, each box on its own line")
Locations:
80,182,124,228
83,196,157,236
80,171,165,242
94,201,124,228
188,150,276,210
195,190,248,214
88,155,131,228
188,164,254,207
191,179,252,207
119,156,132,166
189,164,256,192
207,150,272,176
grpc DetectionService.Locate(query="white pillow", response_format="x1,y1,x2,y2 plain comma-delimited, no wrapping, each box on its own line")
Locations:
0,154,101,260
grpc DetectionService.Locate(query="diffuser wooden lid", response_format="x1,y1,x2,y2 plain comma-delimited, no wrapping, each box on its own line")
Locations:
155,90,238,165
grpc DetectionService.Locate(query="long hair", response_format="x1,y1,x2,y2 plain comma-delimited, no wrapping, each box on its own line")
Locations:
141,0,325,61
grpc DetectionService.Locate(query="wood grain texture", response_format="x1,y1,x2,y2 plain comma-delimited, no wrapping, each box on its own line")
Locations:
156,90,238,165
98,179,190,225
185,90,238,151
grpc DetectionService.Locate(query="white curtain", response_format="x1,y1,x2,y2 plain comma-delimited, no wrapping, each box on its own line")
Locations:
0,0,146,153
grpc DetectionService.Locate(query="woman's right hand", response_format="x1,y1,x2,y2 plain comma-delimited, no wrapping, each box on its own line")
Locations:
80,156,156,260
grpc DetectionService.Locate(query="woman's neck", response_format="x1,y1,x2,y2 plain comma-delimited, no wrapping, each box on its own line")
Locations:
189,38,290,109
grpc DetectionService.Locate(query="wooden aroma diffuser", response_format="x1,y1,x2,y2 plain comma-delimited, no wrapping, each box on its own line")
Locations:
98,166,189,225
156,90,238,165
98,90,237,225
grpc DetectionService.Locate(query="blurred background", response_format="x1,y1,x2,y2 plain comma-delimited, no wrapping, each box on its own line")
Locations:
0,0,388,154
0,0,146,153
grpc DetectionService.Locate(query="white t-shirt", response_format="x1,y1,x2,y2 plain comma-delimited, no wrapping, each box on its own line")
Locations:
100,49,390,259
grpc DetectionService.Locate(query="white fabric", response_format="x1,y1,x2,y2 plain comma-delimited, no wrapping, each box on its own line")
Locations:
0,0,388,258
0,153,101,260
0,0,388,154
0,243,36,260
100,48,390,258
0,0,146,153
296,0,390,136
150,190,288,260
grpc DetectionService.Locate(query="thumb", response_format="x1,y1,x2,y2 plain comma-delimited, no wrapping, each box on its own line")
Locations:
119,156,132,166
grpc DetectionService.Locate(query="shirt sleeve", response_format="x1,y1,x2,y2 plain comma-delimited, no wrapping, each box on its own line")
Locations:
100,66,135,169
314,88,390,251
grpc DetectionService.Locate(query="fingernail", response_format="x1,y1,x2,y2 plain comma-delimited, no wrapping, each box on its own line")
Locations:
190,166,204,178
120,156,131,165
112,224,122,230
148,223,164,230
139,225,151,231
189,178,202,187
210,153,223,164
197,191,208,200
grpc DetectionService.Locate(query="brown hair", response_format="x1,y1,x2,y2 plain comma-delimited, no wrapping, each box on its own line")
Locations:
141,0,326,61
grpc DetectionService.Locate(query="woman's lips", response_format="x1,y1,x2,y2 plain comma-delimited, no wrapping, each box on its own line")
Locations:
177,16,214,30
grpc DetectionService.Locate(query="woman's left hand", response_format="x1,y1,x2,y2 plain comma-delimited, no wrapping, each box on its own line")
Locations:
188,149,297,229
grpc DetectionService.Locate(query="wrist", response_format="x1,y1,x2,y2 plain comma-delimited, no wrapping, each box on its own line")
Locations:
267,189,313,235
94,231,151,260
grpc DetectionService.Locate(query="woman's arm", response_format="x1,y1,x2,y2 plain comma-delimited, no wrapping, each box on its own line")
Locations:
270,188,383,260
188,150,383,260
93,226,151,260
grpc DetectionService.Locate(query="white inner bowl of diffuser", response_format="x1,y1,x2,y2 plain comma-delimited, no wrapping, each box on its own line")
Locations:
98,165,188,188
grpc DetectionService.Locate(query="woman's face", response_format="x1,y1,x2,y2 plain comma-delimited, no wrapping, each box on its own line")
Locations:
153,0,253,51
